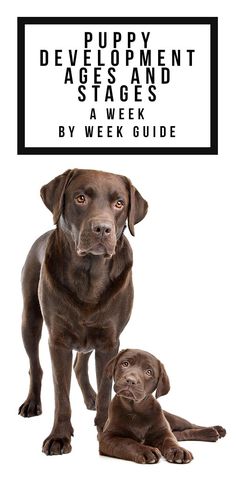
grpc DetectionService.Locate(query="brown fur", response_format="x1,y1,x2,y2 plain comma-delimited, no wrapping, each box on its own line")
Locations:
18,169,226,456
99,349,226,464
18,169,148,454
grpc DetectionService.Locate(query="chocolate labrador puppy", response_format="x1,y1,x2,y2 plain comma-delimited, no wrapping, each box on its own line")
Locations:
18,169,148,454
99,349,226,464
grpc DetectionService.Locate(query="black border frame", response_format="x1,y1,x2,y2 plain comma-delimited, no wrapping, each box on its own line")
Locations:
17,17,218,155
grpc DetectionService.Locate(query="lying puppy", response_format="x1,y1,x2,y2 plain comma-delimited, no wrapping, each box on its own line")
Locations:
99,349,226,464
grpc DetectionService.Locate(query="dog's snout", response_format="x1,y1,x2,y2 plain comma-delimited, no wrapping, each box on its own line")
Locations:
125,375,138,386
92,220,113,238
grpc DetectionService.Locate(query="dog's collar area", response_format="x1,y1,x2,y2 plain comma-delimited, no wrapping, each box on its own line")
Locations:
116,393,151,405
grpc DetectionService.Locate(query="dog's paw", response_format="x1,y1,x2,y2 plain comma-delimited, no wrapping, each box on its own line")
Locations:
164,447,193,464
94,413,106,433
18,398,42,417
84,391,97,411
134,445,161,464
196,426,226,442
213,425,226,439
42,435,72,455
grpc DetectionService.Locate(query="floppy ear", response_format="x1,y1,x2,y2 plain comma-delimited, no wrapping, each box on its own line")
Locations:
105,349,129,379
127,181,148,237
40,169,76,224
155,360,170,398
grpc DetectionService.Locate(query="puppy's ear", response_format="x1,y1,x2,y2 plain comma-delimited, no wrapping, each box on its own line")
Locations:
40,169,76,224
155,361,170,398
122,177,148,236
105,349,129,379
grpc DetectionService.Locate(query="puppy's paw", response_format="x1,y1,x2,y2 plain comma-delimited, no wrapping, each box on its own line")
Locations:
134,445,161,464
42,435,72,455
18,398,42,417
164,447,193,464
196,426,226,442
213,425,226,439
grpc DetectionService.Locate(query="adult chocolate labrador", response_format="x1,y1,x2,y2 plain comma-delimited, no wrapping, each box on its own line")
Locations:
99,349,226,464
18,169,148,454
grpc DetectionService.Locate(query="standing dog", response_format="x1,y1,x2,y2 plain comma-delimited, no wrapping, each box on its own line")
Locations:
99,349,226,464
19,169,148,454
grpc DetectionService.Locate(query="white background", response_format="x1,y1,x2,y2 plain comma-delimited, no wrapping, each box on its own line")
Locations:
0,1,235,495
25,23,210,148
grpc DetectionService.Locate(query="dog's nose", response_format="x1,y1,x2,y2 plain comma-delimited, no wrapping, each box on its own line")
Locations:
92,221,112,238
125,375,137,386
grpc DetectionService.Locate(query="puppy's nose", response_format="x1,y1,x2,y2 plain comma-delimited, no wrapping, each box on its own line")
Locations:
125,375,137,386
92,220,112,238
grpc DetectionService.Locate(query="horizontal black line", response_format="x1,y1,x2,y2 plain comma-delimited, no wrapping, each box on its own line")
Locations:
17,17,217,26
18,146,217,155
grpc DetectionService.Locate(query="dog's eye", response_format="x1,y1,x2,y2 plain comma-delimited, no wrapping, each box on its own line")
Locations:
76,194,86,204
145,369,153,376
121,361,129,367
114,199,124,209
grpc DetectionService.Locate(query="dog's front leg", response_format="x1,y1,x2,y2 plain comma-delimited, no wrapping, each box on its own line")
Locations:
95,346,119,432
148,427,193,464
99,432,161,464
42,341,74,455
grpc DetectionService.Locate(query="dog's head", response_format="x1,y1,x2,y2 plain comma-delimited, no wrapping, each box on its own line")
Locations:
40,169,148,258
105,349,170,402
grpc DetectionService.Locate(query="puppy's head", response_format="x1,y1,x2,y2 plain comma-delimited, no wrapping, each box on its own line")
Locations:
40,169,148,258
105,349,170,402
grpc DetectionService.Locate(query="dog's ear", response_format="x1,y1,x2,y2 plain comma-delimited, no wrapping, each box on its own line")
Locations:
155,360,170,398
105,349,129,379
122,177,148,236
40,169,76,224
